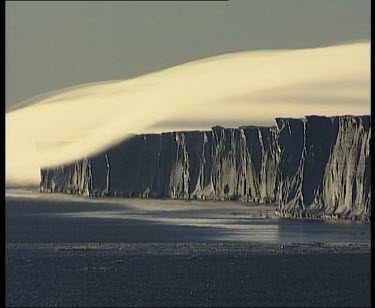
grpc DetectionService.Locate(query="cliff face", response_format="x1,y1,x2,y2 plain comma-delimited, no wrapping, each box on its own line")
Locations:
40,115,371,221
275,116,371,221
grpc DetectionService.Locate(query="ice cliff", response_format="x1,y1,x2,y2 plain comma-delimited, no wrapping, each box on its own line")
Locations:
40,115,371,221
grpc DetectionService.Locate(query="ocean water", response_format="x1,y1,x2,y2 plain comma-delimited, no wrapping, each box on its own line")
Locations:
6,189,371,307
6,188,370,245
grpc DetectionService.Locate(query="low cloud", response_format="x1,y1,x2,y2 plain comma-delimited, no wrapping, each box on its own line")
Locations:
6,41,370,186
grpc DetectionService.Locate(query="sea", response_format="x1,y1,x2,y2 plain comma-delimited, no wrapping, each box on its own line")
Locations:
5,188,371,307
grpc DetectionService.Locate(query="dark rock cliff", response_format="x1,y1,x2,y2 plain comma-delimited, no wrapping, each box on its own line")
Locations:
40,115,371,221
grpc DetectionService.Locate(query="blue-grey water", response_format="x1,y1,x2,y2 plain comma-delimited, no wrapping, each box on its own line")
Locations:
6,188,370,245
6,189,371,307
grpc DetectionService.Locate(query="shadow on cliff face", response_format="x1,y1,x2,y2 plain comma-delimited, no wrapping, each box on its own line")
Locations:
302,116,339,205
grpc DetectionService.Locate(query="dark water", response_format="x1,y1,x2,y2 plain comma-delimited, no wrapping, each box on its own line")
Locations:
5,192,371,307
6,248,371,307
5,193,370,245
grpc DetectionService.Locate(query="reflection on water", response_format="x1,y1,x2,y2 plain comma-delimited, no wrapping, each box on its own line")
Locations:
6,188,371,245
48,202,371,245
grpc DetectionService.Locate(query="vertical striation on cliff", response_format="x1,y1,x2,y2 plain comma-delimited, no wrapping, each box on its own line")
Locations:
274,116,371,220
40,115,371,221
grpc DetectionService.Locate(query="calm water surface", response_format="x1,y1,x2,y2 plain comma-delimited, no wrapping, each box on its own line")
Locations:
6,189,371,307
6,188,370,245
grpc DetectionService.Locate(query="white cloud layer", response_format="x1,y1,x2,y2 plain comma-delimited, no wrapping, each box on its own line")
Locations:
6,41,370,186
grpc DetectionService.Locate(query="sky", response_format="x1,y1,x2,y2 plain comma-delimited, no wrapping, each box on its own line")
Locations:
5,1,371,186
6,0,370,110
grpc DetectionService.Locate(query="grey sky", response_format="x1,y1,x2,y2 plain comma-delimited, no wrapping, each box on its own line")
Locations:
6,0,370,110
